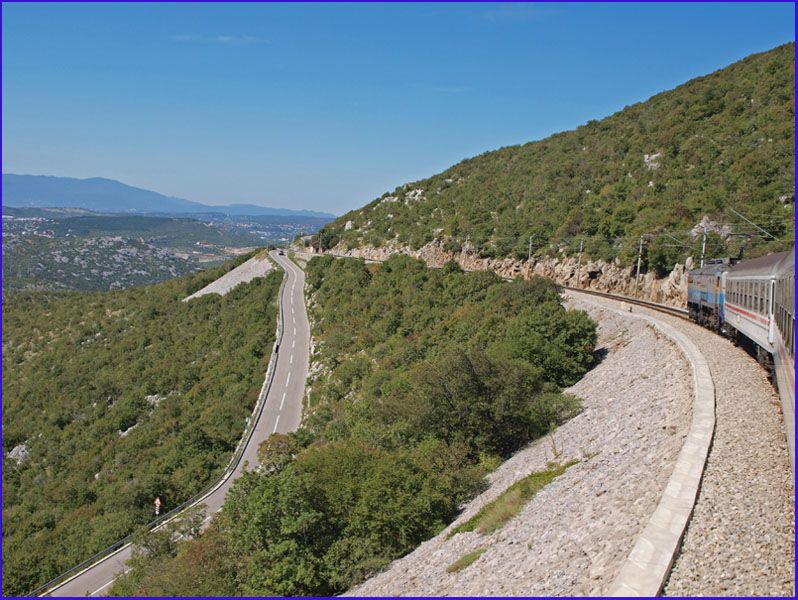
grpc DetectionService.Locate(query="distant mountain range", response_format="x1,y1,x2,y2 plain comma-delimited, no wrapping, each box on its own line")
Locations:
2,174,335,219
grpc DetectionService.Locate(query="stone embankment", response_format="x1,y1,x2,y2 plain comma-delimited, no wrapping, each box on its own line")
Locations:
183,255,272,301
324,241,689,307
648,321,795,595
347,296,693,596
587,295,794,596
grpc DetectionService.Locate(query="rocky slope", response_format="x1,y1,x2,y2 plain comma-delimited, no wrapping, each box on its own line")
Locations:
318,43,794,274
346,295,693,596
322,240,689,307
2,235,201,291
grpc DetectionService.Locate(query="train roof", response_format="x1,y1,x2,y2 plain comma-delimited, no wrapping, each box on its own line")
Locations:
773,247,794,278
687,260,730,277
726,248,795,278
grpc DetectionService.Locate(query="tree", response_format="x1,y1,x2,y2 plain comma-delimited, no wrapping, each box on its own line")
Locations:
257,433,299,473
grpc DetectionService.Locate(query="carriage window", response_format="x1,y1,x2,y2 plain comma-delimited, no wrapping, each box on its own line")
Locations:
763,282,768,313
757,282,761,313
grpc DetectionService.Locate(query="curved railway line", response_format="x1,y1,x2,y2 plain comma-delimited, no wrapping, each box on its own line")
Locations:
561,285,690,320
566,287,793,596
321,250,792,594
29,251,793,596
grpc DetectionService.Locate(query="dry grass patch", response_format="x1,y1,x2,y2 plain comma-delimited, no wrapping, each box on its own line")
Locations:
449,460,578,537
446,547,487,573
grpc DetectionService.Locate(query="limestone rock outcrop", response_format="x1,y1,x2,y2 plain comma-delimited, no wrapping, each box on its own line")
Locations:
320,241,688,307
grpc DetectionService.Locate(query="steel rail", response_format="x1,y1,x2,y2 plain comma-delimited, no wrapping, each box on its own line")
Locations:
323,250,689,319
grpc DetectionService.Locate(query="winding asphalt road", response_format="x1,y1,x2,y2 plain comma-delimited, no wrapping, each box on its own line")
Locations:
47,251,310,596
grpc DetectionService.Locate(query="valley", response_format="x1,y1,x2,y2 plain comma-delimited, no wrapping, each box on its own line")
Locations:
2,205,331,291
1,17,794,598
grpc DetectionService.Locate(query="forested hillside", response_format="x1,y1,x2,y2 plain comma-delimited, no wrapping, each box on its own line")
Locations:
316,43,794,273
109,255,596,596
3,235,202,291
2,255,281,595
3,209,330,291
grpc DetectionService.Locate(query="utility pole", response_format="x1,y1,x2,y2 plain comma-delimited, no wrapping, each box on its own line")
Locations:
576,240,584,289
634,235,645,298
528,235,533,262
700,226,707,268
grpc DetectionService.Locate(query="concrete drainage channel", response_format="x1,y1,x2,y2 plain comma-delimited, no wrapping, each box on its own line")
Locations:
571,291,716,597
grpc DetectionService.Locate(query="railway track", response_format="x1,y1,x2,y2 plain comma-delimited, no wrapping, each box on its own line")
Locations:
562,285,690,320
324,250,690,320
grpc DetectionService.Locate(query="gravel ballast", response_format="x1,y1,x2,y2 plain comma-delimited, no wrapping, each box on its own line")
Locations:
347,296,694,596
572,294,794,597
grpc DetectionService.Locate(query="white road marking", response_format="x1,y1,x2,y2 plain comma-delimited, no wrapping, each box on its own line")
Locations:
76,252,303,597
290,353,294,364
90,570,129,597
91,580,114,596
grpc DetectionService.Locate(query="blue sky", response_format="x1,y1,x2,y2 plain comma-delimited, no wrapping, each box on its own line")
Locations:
2,2,794,214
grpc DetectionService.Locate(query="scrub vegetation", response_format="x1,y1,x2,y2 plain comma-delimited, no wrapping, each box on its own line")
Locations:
314,44,794,274
2,253,281,595
110,255,596,596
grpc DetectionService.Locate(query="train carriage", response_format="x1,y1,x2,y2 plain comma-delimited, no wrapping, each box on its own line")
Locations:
688,248,795,470
770,250,794,470
724,252,788,354
686,259,729,330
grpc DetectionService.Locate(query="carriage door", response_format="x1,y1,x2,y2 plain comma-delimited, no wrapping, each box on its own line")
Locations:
768,279,776,345
719,272,726,324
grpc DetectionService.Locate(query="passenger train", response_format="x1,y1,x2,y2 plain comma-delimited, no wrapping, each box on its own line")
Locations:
687,248,795,469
